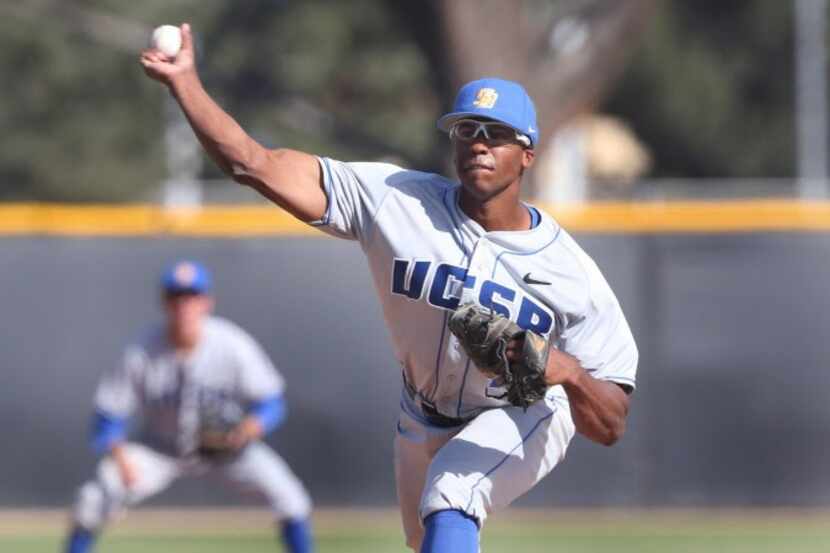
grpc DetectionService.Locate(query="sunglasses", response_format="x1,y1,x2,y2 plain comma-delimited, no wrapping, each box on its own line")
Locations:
449,119,531,147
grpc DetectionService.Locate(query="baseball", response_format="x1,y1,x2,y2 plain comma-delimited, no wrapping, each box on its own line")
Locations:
151,25,182,58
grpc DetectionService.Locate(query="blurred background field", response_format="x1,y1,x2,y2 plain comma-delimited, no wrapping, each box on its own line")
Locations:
2,1,830,551
3,508,830,553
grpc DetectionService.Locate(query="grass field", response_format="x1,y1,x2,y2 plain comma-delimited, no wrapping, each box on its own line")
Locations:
2,507,829,553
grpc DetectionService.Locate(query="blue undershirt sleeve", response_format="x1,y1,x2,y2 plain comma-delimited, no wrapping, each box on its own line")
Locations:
90,410,127,455
250,395,286,436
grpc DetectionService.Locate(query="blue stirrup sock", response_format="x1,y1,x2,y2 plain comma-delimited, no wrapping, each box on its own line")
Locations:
65,526,96,553
420,509,479,553
281,517,314,553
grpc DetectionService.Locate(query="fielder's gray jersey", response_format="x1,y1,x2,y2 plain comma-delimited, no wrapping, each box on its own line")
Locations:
94,316,284,455
314,158,638,419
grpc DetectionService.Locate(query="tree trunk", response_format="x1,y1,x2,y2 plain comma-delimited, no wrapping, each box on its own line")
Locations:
429,0,656,195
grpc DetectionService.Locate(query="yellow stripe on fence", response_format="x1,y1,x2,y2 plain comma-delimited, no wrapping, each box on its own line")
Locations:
0,204,316,237
551,200,830,233
0,200,829,236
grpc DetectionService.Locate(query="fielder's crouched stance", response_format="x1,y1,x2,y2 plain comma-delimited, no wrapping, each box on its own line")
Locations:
64,261,313,553
140,24,637,553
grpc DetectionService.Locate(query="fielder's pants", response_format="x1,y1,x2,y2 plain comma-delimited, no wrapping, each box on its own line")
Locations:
72,441,312,530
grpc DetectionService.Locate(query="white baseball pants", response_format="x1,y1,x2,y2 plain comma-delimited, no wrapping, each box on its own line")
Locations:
394,392,575,551
72,441,311,530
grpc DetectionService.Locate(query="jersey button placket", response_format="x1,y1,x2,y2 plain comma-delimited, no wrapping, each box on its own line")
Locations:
468,239,493,295
459,246,481,306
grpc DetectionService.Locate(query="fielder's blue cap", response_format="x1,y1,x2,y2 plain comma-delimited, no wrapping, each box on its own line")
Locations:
437,77,539,146
161,260,212,294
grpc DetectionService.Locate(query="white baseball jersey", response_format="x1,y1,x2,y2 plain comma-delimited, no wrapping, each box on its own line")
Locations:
314,158,638,419
74,317,311,531
94,316,284,456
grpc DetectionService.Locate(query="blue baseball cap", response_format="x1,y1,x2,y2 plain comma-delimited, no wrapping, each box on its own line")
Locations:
161,260,212,295
437,77,539,146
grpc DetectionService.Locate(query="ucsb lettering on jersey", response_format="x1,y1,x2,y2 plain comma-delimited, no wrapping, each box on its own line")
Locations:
391,258,553,336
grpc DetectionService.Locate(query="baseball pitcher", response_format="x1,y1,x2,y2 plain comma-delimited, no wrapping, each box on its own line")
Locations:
141,25,637,553
63,260,314,553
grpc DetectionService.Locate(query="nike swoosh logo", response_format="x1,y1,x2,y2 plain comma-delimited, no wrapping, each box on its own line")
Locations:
523,272,551,286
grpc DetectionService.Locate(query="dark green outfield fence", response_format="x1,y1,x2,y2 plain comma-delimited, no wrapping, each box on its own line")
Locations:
1,230,829,507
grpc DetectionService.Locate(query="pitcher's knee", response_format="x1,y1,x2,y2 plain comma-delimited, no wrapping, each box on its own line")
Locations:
419,473,486,528
286,487,313,520
268,481,312,522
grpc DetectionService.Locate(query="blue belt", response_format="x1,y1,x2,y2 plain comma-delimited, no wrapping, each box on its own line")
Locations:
401,372,473,428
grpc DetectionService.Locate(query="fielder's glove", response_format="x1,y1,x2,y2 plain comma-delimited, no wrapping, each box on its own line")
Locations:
196,404,245,461
448,303,550,409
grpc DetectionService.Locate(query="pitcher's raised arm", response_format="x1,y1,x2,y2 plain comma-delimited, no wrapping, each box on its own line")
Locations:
140,23,326,222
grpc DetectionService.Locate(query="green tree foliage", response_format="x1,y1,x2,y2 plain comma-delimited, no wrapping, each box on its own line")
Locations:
0,0,437,202
199,0,438,175
0,1,808,202
0,7,163,201
602,0,797,178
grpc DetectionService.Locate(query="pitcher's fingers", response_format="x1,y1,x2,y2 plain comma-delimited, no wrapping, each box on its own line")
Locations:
141,51,164,64
180,23,194,52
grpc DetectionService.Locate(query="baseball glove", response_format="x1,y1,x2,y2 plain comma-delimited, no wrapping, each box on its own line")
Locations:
196,403,245,461
448,303,550,409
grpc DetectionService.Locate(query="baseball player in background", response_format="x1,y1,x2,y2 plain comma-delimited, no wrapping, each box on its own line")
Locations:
141,25,638,553
63,260,314,553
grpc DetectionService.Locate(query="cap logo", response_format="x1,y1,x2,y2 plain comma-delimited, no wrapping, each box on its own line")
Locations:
173,262,197,287
473,88,498,109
